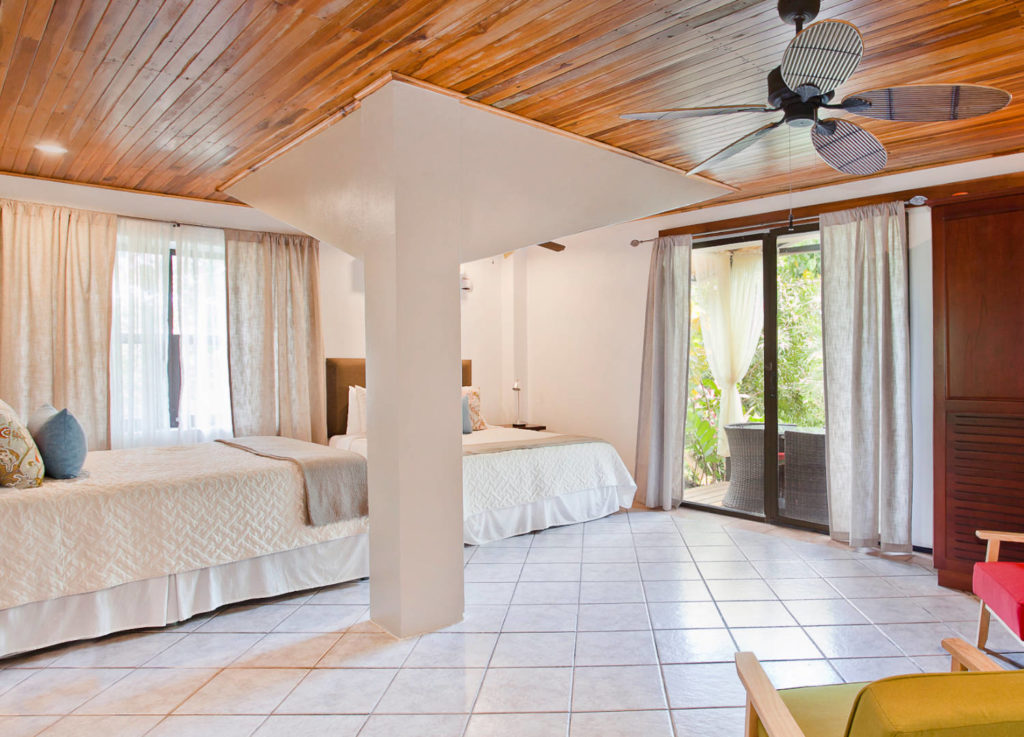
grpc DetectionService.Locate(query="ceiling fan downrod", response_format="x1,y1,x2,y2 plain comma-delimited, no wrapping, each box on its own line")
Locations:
778,0,820,32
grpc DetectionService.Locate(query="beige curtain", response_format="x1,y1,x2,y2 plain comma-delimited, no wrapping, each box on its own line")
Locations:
0,199,117,449
692,249,763,456
821,202,912,553
225,230,327,444
635,235,692,510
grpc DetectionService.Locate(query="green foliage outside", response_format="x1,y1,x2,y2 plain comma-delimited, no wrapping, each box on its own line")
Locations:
684,243,825,489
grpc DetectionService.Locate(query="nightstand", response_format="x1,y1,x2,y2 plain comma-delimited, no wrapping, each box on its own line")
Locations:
501,423,547,431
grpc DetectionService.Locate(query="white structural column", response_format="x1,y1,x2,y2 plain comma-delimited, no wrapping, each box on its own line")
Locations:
358,85,466,636
228,75,727,637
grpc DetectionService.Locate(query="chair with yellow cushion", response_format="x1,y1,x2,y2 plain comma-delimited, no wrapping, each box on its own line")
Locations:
736,637,1024,737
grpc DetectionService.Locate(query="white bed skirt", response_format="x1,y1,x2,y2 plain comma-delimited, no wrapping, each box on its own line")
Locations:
0,534,368,660
463,485,635,546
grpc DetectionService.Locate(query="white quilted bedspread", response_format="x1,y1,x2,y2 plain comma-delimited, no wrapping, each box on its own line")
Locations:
332,428,636,517
0,443,368,610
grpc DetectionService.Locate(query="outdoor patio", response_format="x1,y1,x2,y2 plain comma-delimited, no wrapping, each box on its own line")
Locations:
683,482,729,509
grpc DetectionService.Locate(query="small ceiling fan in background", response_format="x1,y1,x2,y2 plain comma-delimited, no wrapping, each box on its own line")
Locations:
622,0,1012,177
504,241,566,258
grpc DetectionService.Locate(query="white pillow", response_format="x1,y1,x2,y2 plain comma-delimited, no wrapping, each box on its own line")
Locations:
347,385,367,435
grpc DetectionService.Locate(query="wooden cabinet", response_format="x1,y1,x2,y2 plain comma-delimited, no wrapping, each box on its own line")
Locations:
933,192,1024,590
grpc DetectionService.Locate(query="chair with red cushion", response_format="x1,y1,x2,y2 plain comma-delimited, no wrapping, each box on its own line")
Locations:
973,530,1024,648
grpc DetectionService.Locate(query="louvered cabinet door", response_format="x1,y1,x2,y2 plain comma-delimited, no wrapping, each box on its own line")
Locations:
933,192,1024,590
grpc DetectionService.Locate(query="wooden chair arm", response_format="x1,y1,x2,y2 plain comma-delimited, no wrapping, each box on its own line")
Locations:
975,530,1024,562
735,652,806,737
942,637,1005,672
976,530,1024,545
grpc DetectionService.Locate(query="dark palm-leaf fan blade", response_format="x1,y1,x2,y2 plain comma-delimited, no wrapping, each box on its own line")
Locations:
621,105,775,121
842,84,1011,122
812,118,887,175
782,19,863,100
537,241,566,252
688,118,785,175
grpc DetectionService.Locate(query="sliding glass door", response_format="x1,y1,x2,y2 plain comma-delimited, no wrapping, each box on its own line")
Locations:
773,231,826,527
681,225,828,532
683,240,766,514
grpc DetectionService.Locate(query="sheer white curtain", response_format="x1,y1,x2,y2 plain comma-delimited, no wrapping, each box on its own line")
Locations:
110,219,233,448
175,225,233,442
821,202,912,552
635,234,692,510
0,199,117,449
691,249,763,455
110,219,174,448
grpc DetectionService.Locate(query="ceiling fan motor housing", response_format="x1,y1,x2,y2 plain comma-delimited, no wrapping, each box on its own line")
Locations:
767,67,823,127
778,0,820,28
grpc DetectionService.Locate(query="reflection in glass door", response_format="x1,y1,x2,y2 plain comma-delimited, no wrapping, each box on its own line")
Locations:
774,232,827,527
681,225,827,532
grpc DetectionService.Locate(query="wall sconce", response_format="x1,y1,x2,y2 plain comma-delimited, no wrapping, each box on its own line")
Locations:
512,379,523,427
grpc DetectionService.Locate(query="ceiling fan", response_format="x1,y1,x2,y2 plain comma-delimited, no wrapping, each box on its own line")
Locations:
621,0,1012,177
503,241,566,258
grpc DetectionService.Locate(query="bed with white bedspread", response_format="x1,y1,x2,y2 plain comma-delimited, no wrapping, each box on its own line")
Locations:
331,426,636,544
0,441,368,658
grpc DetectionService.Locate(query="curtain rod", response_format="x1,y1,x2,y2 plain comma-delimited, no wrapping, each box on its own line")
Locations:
631,195,928,247
119,213,300,236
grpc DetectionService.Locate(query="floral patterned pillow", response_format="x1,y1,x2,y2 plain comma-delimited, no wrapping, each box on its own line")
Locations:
0,399,44,488
461,386,487,431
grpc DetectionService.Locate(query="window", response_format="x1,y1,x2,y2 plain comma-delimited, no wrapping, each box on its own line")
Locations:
110,219,233,448
168,248,181,427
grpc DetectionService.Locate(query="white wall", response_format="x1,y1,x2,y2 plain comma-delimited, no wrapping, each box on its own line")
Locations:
318,244,512,425
319,244,367,359
524,220,659,468
458,255,508,423
908,207,934,549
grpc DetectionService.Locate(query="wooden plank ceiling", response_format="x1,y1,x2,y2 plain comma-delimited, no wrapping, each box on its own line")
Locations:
1,0,1023,206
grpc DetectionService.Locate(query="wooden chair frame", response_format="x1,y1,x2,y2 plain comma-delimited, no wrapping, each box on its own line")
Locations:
735,637,1004,737
974,530,1024,648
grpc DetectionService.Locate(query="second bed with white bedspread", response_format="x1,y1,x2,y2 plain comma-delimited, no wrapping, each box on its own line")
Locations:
331,426,636,544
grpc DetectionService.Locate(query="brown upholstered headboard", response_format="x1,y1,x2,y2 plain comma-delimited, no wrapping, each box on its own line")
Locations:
326,358,473,438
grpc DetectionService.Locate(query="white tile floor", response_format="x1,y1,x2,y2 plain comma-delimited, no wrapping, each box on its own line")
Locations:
2,507,1021,737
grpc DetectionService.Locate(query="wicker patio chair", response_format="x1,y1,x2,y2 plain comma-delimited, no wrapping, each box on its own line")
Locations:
722,423,765,514
783,429,828,525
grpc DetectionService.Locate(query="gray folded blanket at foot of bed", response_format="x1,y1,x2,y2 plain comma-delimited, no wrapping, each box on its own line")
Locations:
218,436,367,526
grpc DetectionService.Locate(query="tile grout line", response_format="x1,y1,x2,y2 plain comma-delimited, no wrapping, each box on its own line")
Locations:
565,518,605,737
636,511,682,737
458,529,536,737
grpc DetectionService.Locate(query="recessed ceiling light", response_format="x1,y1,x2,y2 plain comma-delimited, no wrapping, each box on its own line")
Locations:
35,143,67,155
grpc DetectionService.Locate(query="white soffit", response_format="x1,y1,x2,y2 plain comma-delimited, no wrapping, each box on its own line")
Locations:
228,76,730,262
0,173,301,233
